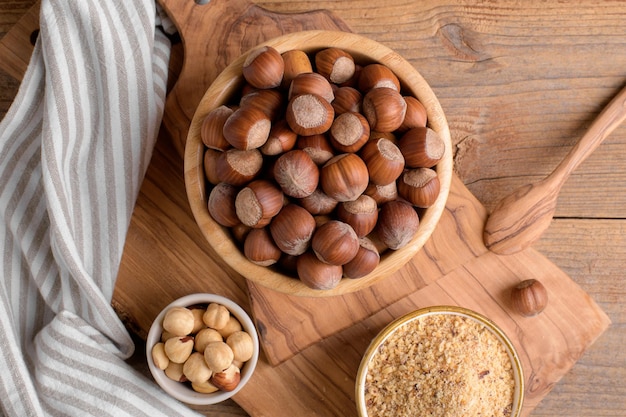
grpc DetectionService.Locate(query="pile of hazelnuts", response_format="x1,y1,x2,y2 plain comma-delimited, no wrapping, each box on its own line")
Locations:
202,45,445,290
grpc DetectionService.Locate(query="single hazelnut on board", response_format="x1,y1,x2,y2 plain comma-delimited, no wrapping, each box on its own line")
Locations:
162,306,195,337
510,279,548,317
242,45,284,89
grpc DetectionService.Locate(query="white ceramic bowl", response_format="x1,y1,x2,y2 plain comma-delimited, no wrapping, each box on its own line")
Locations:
355,306,524,416
146,293,259,405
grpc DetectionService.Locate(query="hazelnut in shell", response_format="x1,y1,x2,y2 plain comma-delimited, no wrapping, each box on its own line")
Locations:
222,105,272,150
362,87,407,132
242,45,284,89
296,133,334,165
269,203,316,256
510,279,548,317
288,72,334,103
298,188,338,215
336,194,378,238
239,88,284,121
331,86,362,115
358,63,401,93
286,93,335,136
398,96,428,132
273,149,319,198
296,251,343,290
203,148,222,185
376,200,420,250
398,127,445,168
260,119,297,156
320,153,369,202
235,179,284,228
315,47,356,84
216,148,263,186
359,137,405,186
329,111,370,153
364,181,398,205
243,227,282,266
281,49,313,90
207,182,240,228
201,105,233,151
343,237,380,279
397,168,441,208
311,220,359,265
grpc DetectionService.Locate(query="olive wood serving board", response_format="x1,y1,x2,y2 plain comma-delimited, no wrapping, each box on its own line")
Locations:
0,1,610,416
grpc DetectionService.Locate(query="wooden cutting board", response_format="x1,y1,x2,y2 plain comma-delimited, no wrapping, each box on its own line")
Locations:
0,1,610,416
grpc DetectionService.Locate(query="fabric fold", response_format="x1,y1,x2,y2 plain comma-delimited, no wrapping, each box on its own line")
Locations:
0,0,199,415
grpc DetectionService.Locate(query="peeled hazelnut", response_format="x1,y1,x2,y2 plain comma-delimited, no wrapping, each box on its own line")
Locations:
398,96,427,132
510,279,548,317
296,251,343,290
201,105,233,150
288,72,334,103
183,352,213,384
398,127,445,168
164,361,187,382
226,331,254,363
223,106,272,150
235,179,284,228
239,88,284,121
216,148,263,186
298,188,338,215
320,153,369,202
269,203,316,256
190,308,207,334
162,306,195,337
329,111,370,153
343,237,380,279
204,148,222,185
397,168,441,208
211,364,241,392
194,328,223,353
376,200,420,250
362,87,407,132
260,119,297,156
164,336,194,364
359,137,405,185
243,227,282,266
286,93,335,136
208,182,240,227
315,47,356,84
273,149,319,198
242,45,284,89
296,133,334,165
203,303,231,330
336,194,378,238
217,316,243,339
331,86,362,115
311,220,359,265
281,49,313,90
204,341,235,373
151,342,169,370
364,181,398,205
191,379,219,394
358,63,401,93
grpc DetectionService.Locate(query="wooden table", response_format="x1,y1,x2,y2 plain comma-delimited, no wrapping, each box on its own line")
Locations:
1,1,624,416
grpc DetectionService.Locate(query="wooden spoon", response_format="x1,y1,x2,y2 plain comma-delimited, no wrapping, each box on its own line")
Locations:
484,84,626,255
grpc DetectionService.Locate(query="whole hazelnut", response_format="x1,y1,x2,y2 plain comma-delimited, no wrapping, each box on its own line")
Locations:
216,148,263,186
510,279,548,317
260,119,297,156
235,179,284,228
164,336,195,364
359,137,405,186
331,86,362,115
226,330,254,363
273,149,319,198
242,45,284,89
217,316,243,339
286,93,335,136
397,96,427,132
288,72,334,103
201,105,233,151
239,88,284,121
203,148,222,185
164,361,187,382
343,237,380,279
397,168,441,208
162,306,195,337
320,153,369,202
315,47,356,84
207,182,240,228
191,380,219,394
296,133,335,165
358,63,401,93
211,364,241,392
151,342,169,370
364,181,398,205
362,87,407,132
243,227,282,266
281,49,313,89
329,111,370,153
194,328,223,354
298,188,338,215
183,352,213,384
204,341,235,373
222,105,272,150
203,303,231,330
311,220,359,266
336,194,378,238
376,200,420,250
269,203,316,256
398,127,445,168
296,251,343,290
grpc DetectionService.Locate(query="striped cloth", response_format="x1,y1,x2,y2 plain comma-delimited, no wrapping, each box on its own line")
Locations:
0,1,200,415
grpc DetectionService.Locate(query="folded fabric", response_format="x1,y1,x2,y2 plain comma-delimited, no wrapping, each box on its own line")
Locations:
0,1,200,415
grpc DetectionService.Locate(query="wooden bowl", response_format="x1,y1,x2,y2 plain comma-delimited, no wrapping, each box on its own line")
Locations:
184,30,453,297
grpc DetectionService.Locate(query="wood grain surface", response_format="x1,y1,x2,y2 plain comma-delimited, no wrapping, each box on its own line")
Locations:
1,1,625,416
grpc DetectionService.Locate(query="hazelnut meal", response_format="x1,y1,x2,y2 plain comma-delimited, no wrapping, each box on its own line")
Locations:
202,45,446,290
364,313,515,417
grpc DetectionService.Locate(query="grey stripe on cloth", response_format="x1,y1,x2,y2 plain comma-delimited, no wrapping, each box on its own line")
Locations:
0,0,200,415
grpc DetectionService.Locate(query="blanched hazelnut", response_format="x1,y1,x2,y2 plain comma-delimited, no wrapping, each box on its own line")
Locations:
194,328,223,353
151,342,169,370
226,331,254,363
164,361,187,382
203,303,231,330
183,352,213,384
162,307,195,337
164,336,194,364
203,341,235,373
190,308,207,334
217,316,243,339
191,379,219,394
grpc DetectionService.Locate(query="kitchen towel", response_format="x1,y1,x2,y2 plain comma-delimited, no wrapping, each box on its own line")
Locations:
0,0,200,415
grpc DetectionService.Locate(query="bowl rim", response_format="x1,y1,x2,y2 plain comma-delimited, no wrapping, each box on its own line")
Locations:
145,293,260,405
354,305,525,417
184,29,454,297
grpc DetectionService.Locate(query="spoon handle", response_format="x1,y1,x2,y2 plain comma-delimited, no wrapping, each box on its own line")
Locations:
550,84,626,184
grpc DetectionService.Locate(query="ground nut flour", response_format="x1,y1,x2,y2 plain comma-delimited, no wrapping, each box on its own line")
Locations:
364,313,515,416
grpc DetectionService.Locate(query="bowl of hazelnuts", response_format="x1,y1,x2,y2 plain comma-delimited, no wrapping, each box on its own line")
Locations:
184,30,453,296
146,293,259,405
